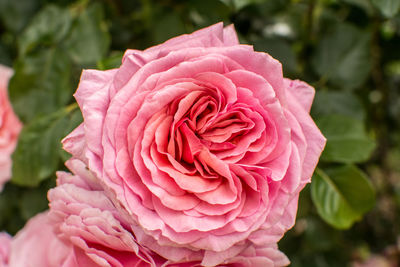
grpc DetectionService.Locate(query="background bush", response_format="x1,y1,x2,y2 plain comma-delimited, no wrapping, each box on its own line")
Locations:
1,0,400,265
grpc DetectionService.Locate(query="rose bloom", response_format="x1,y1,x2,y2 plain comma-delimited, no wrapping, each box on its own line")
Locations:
0,65,22,191
0,232,11,267
9,159,162,267
8,159,289,267
63,23,325,265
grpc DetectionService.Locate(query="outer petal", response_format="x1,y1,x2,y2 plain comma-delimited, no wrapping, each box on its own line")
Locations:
8,212,73,267
123,23,229,65
48,158,161,267
249,192,300,246
67,69,118,178
284,78,315,112
225,243,290,267
286,90,326,183
74,69,118,110
62,124,87,165
223,24,240,46
0,232,11,267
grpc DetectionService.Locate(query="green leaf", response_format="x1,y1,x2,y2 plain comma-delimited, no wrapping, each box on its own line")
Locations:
0,184,25,234
312,23,372,90
188,0,230,25
0,0,41,33
9,47,72,122
18,187,50,220
220,0,264,10
18,5,72,56
317,114,376,163
11,105,80,187
0,180,55,234
65,3,110,66
311,91,366,121
372,0,400,18
341,0,375,15
311,166,375,229
303,217,340,252
0,43,12,66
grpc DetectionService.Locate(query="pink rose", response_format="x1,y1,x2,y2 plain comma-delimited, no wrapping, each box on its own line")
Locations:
8,212,71,267
0,232,11,267
9,159,162,267
63,23,325,265
0,65,22,191
9,158,289,267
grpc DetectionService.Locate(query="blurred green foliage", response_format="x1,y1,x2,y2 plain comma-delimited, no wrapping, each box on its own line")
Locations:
1,0,400,265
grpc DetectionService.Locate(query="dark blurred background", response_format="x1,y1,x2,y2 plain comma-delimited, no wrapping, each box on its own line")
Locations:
1,0,400,266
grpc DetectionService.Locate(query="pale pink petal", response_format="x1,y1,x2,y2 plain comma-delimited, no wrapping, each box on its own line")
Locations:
138,22,225,60
9,212,72,267
74,69,117,109
223,24,240,46
284,78,315,112
286,90,326,182
0,232,11,267
62,124,87,165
